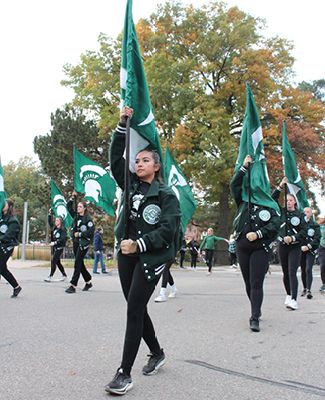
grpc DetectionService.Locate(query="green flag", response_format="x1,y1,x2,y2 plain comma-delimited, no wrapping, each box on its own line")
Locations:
50,180,73,227
0,159,6,218
73,146,116,216
163,144,197,231
235,84,280,213
120,0,162,171
282,121,309,209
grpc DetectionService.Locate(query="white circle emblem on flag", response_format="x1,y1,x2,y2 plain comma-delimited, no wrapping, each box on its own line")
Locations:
143,205,161,225
290,217,300,226
307,228,315,237
80,225,87,232
259,210,271,222
0,224,8,234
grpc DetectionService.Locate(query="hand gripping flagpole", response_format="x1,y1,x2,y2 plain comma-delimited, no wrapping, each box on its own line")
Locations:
123,116,131,239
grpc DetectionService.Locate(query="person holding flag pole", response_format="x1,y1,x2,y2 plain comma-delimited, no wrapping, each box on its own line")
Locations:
104,0,181,393
230,84,281,333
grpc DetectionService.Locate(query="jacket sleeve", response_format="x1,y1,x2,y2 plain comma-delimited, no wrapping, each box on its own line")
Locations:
271,188,281,202
308,224,321,250
55,229,67,247
67,198,75,218
109,124,127,189
80,219,95,240
48,214,53,228
136,193,181,253
256,210,281,240
295,213,307,243
1,219,20,245
230,167,247,207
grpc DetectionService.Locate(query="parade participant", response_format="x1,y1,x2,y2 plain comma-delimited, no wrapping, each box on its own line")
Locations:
179,238,186,268
188,237,199,269
66,195,94,294
228,234,238,268
317,215,325,293
231,156,281,332
198,228,226,275
272,177,307,310
105,106,181,396
92,227,108,274
44,210,67,282
0,199,22,298
154,260,177,302
300,207,320,299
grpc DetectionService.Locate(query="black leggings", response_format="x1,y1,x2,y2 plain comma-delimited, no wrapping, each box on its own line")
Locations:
50,249,67,277
0,250,19,288
161,261,174,288
236,238,269,320
279,243,301,300
118,253,161,375
205,249,214,272
319,247,325,284
190,253,198,268
229,252,237,265
300,252,315,290
70,242,91,287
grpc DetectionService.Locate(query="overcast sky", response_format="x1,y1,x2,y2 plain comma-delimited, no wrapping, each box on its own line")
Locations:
0,0,324,210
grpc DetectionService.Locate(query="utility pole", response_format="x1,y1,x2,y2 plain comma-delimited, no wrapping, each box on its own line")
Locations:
21,201,28,261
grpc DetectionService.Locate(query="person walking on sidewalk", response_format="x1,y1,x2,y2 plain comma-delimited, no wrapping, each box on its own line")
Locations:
44,210,68,282
0,199,22,298
300,207,320,299
198,228,226,275
105,106,181,396
66,195,94,294
93,227,108,274
317,214,325,293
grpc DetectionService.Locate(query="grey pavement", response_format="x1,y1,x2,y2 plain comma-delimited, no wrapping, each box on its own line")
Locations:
1,260,325,400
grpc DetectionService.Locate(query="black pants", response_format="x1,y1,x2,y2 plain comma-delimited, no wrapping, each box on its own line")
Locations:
118,253,161,375
0,250,19,288
190,253,198,268
161,261,174,288
300,251,315,290
319,246,325,284
70,242,91,287
236,238,269,320
205,249,214,272
229,252,237,265
50,249,67,277
179,251,185,268
279,243,301,300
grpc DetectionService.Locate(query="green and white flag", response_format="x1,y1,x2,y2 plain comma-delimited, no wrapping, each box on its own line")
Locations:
235,84,280,213
74,147,116,216
0,159,6,218
120,0,162,171
50,180,73,227
282,121,309,209
163,145,196,231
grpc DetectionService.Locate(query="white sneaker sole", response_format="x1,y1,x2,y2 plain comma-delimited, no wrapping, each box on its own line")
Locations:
143,358,166,376
106,382,133,395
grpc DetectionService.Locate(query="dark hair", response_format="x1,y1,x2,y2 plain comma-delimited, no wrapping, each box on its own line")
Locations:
136,148,163,183
4,198,14,216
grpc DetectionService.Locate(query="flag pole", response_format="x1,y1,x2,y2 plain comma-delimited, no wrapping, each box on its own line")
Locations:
247,161,252,230
123,116,131,239
284,182,288,235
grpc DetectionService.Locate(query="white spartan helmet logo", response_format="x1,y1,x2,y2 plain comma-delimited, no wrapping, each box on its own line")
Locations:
168,165,187,200
80,165,107,202
53,195,68,220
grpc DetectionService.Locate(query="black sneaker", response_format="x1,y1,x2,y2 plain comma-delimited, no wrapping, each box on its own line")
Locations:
301,289,307,297
11,286,22,298
105,368,133,395
306,290,313,299
142,350,166,375
65,286,76,294
82,282,93,291
249,318,260,333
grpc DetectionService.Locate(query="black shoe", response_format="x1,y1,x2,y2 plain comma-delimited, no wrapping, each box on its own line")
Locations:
82,282,93,291
306,290,313,299
11,286,22,298
105,368,133,395
65,286,76,294
102,271,108,274
301,289,307,297
249,318,260,332
93,272,100,274
142,349,166,375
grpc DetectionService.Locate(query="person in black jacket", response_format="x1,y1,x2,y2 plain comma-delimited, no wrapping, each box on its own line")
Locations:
0,199,22,298
44,210,67,282
188,237,199,269
66,194,95,294
105,106,181,396
272,177,307,311
300,207,320,299
230,155,281,332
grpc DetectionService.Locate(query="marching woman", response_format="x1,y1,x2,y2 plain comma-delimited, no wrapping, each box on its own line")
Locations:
230,155,281,332
44,210,68,282
0,199,22,298
272,177,307,310
300,207,320,299
198,228,226,275
66,194,94,293
105,106,181,395
318,214,325,293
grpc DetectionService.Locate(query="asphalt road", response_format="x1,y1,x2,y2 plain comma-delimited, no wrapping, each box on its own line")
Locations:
1,261,324,400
